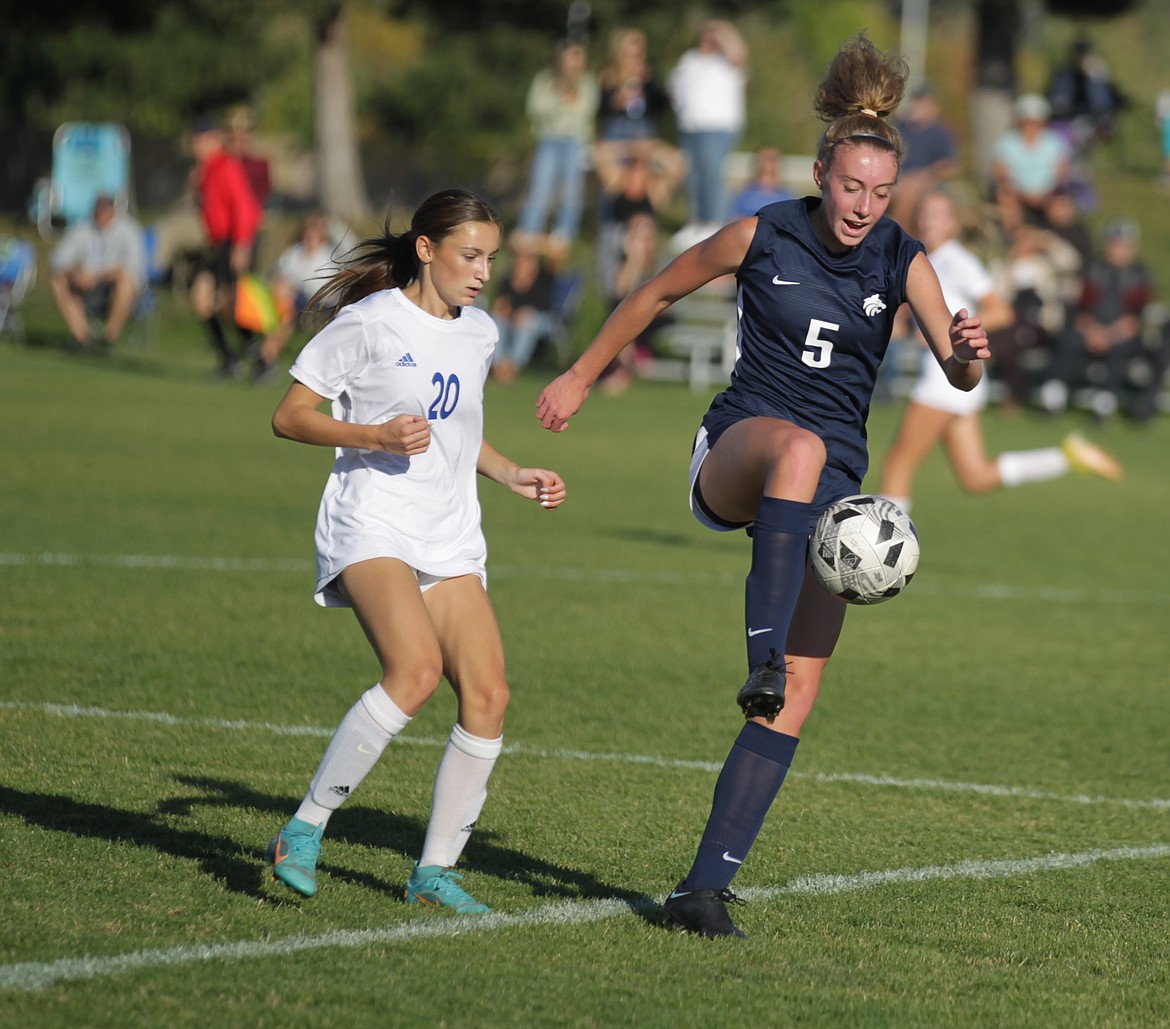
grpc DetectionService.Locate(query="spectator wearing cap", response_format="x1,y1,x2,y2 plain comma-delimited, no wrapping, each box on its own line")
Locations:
889,82,958,228
49,193,147,351
1039,218,1165,423
991,94,1072,236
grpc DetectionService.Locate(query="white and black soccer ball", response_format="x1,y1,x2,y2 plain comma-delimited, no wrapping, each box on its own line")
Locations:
810,495,919,605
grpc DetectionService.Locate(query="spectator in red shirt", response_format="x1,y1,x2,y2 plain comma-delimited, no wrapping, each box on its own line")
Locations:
188,114,264,377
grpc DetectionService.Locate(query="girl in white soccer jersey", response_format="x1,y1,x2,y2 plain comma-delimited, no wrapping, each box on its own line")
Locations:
879,186,1121,509
537,35,990,938
266,189,566,913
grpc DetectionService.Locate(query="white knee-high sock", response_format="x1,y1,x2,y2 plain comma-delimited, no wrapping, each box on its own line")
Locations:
417,724,503,869
294,685,411,828
997,447,1070,488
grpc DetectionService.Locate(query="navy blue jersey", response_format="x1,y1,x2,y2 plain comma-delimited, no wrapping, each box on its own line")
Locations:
702,197,923,507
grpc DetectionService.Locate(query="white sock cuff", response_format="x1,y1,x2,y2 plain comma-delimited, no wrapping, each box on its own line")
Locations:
450,723,503,760
997,448,1068,488
360,685,412,736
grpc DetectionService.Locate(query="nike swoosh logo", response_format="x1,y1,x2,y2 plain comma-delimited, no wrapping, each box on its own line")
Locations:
668,889,693,900
273,839,289,866
772,276,800,285
722,852,744,864
356,743,377,755
747,627,772,637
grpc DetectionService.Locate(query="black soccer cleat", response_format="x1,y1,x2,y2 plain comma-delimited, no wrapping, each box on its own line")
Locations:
663,881,747,939
736,649,787,722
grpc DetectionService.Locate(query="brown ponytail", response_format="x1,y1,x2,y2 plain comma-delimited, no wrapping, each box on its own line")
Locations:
814,33,908,168
305,189,503,325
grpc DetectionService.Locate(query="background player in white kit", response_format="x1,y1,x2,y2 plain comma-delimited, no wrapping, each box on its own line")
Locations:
266,189,566,913
878,186,1121,512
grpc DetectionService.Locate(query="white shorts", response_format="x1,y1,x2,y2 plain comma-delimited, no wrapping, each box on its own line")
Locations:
688,425,751,533
316,564,487,608
908,350,988,416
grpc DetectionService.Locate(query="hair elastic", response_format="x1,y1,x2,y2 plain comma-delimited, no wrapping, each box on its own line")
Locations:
859,107,878,117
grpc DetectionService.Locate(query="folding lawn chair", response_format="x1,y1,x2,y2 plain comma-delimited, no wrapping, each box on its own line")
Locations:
0,237,37,342
30,122,132,240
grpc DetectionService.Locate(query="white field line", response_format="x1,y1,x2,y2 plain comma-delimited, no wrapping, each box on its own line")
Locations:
3,700,1169,813
1,551,1167,605
1,843,1167,992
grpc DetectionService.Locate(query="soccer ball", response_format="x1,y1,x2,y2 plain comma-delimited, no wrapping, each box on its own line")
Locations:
810,495,919,605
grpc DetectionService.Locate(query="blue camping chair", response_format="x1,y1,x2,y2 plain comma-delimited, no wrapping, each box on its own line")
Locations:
30,123,132,240
0,237,37,342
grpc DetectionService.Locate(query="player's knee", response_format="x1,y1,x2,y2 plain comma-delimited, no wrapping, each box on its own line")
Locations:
458,676,510,735
767,426,826,480
385,653,444,706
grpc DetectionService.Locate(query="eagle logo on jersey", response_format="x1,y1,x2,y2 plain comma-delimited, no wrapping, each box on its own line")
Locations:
862,294,887,316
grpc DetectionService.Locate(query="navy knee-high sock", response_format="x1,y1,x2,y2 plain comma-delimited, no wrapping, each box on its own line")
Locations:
682,722,799,891
744,497,812,670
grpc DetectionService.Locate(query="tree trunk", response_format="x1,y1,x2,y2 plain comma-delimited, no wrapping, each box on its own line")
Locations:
970,0,1020,184
315,5,371,226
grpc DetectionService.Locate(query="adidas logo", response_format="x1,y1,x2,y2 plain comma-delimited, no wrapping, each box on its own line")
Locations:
328,784,351,798
862,294,886,316
395,352,417,367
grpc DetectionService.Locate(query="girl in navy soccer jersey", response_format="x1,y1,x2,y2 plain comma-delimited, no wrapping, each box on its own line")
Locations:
537,34,989,938
266,189,566,914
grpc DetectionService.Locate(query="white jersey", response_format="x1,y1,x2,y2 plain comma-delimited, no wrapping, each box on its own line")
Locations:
909,237,993,416
289,288,497,606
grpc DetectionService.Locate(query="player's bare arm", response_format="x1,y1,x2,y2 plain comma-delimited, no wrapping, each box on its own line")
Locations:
272,381,431,455
476,441,566,509
536,218,756,432
905,252,989,390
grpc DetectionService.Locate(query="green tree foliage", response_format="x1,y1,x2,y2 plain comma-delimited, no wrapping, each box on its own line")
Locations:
0,0,282,136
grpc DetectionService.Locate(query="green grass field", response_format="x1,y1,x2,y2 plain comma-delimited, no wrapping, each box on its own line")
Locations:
2,329,1169,1027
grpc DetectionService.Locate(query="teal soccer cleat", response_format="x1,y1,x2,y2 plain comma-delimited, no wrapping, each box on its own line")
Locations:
267,817,324,898
404,863,491,914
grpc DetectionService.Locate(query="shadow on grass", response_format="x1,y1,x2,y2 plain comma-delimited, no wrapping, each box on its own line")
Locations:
0,777,660,923
167,774,656,917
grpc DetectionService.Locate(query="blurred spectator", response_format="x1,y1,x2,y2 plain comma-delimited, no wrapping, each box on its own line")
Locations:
253,212,345,382
596,28,672,146
49,193,146,352
513,40,599,266
1039,218,1165,423
668,18,748,228
728,145,793,219
187,114,264,378
225,104,272,270
986,222,1083,410
1157,89,1170,191
1043,186,1094,271
488,244,559,385
593,140,686,303
1047,37,1124,156
888,83,958,228
991,94,1072,236
591,142,683,393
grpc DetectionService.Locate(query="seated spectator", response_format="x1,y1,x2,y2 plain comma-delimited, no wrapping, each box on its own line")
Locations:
49,194,146,352
593,141,686,303
1039,218,1164,422
488,244,559,385
728,145,793,220
986,222,1083,410
253,212,345,382
592,142,683,393
991,94,1071,236
888,82,958,228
